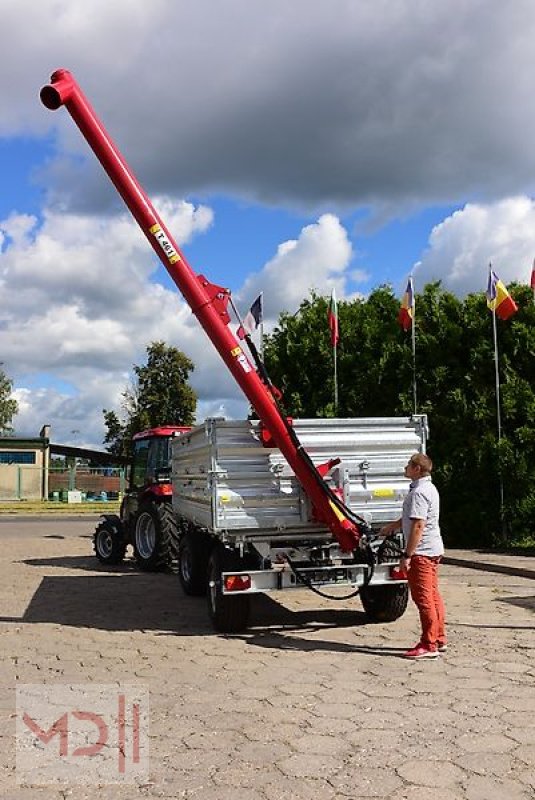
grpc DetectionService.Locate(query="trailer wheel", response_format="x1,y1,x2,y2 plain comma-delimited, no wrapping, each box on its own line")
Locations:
93,515,127,565
360,584,409,623
207,546,251,633
133,501,179,572
178,530,211,596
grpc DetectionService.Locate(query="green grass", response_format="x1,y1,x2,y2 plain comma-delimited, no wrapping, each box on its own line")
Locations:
0,501,120,514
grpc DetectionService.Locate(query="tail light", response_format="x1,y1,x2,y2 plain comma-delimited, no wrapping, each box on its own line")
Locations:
224,574,251,592
390,566,407,580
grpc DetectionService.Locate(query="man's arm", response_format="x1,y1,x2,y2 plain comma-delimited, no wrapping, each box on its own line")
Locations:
401,518,425,566
379,518,402,537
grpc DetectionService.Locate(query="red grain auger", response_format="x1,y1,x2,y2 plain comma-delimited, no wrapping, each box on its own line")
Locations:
40,70,422,631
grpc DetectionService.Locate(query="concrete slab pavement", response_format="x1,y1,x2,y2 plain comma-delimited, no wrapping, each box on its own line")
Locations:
444,549,535,581
0,520,533,799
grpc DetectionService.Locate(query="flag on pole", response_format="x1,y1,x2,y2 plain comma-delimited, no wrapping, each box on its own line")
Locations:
486,269,518,320
328,289,339,347
398,277,414,331
237,293,263,339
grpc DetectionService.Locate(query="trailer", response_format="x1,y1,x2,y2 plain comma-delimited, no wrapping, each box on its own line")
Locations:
172,416,425,630
39,70,422,632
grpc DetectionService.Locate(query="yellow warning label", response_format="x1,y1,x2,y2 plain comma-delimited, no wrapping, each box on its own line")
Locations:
230,346,242,357
373,488,395,497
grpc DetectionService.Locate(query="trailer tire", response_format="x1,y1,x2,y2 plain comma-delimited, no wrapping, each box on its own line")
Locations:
178,530,211,596
360,584,409,623
133,501,179,572
207,546,251,633
93,515,127,565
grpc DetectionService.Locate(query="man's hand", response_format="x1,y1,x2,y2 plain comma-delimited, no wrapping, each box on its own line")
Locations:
400,555,411,571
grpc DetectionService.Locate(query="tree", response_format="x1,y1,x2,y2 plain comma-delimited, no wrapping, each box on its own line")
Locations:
0,365,18,434
263,285,535,545
103,342,197,457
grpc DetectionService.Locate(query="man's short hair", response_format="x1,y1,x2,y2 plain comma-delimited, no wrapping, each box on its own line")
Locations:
410,453,433,475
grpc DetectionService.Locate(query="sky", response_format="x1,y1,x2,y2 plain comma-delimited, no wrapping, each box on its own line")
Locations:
2,0,535,447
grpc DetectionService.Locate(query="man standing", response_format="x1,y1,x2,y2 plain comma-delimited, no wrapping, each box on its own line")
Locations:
380,453,446,659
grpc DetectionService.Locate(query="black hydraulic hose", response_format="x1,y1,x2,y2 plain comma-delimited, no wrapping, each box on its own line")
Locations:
242,334,274,392
286,553,375,600
284,535,405,603
284,419,371,530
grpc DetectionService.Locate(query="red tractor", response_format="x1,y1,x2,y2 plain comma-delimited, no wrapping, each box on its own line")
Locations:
93,426,189,570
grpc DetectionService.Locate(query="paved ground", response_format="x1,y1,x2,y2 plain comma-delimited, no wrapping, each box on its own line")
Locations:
0,518,534,799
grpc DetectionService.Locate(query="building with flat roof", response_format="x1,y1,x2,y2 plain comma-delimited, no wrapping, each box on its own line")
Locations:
0,425,50,500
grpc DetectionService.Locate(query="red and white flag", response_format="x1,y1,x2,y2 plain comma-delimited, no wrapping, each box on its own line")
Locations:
328,289,339,347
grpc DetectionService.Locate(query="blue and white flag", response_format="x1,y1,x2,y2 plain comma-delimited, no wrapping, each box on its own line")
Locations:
238,293,263,339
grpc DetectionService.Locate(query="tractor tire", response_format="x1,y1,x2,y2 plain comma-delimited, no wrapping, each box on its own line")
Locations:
133,501,179,572
93,515,127,565
207,545,251,633
360,583,409,623
178,529,212,596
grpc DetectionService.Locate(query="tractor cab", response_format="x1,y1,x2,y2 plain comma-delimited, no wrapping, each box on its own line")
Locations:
129,427,190,496
120,426,190,540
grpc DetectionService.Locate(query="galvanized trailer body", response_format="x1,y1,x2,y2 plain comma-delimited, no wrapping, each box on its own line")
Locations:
172,416,427,596
172,415,427,539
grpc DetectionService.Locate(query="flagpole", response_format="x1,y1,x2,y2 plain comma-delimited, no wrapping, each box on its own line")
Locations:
259,292,264,361
328,289,339,415
410,275,417,415
333,341,338,414
491,304,502,442
488,263,504,525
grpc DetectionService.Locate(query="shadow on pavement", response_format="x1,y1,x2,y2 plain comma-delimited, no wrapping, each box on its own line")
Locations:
20,555,137,573
0,574,374,639
0,574,207,634
235,628,408,657
496,594,535,613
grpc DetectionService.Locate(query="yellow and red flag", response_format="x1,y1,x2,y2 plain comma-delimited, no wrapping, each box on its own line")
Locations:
486,269,518,321
398,277,414,331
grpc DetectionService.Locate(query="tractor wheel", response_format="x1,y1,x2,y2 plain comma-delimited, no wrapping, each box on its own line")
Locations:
360,584,409,623
207,545,251,633
178,529,212,596
133,501,179,572
93,515,127,565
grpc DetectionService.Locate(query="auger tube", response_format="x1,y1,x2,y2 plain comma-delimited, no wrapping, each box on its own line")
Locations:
40,69,361,552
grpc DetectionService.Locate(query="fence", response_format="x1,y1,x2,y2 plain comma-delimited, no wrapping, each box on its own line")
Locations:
0,465,126,502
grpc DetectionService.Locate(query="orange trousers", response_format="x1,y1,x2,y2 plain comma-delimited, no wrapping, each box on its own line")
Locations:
407,555,446,650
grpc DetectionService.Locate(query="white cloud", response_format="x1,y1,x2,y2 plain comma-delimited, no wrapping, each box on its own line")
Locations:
414,196,535,295
5,195,534,446
3,204,351,445
238,214,352,322
350,268,371,284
